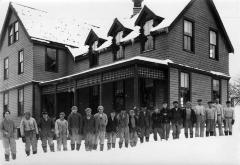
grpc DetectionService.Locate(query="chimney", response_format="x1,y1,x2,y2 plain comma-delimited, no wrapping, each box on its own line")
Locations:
132,0,143,17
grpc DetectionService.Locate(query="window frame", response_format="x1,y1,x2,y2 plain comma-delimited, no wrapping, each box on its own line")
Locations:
179,71,191,107
4,57,9,80
18,49,24,74
17,88,24,116
3,91,9,113
8,21,19,45
89,52,99,68
45,47,59,73
209,28,219,60
141,19,155,52
212,78,221,103
183,18,195,53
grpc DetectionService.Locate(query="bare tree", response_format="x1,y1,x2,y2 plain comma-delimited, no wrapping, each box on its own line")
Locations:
229,78,240,106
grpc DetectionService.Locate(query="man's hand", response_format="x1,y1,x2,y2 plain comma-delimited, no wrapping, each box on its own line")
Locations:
22,136,26,143
232,119,235,125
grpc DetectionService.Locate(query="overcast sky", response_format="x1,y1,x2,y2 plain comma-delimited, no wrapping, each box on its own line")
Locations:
0,0,239,82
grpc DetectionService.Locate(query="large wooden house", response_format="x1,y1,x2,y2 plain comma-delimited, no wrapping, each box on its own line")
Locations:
0,0,234,124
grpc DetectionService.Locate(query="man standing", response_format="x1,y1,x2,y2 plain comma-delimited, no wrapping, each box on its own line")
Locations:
94,106,108,151
194,99,206,137
182,102,196,138
83,108,95,151
0,111,17,161
205,101,217,137
106,111,118,150
223,101,235,135
68,106,83,151
170,101,183,139
160,103,171,140
55,112,69,151
151,108,162,141
138,107,151,143
38,111,55,153
213,98,224,136
20,112,39,156
129,110,138,147
117,109,130,148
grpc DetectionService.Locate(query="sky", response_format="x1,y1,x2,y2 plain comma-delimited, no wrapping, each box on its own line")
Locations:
0,0,239,82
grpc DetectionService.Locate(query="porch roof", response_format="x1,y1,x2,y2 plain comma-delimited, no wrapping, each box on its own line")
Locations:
39,56,173,85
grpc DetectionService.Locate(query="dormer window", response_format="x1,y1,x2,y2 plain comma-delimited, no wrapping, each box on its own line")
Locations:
114,31,125,61
8,21,19,45
89,41,99,68
92,41,98,51
45,47,58,72
143,19,154,51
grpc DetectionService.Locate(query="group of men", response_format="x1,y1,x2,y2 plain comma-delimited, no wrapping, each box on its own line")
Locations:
0,98,235,162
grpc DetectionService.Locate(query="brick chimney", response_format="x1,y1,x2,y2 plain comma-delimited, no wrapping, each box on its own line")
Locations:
132,0,143,17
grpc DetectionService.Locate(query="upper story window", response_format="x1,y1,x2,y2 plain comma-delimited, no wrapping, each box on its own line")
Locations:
209,30,218,60
18,50,24,74
3,91,9,112
114,31,125,61
4,57,9,80
45,47,58,72
8,21,19,45
89,53,98,68
92,41,98,51
180,72,190,107
18,88,24,116
143,19,154,51
184,20,194,52
212,79,220,101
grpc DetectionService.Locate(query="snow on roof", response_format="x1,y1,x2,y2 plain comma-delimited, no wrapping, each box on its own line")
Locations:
40,56,173,84
210,71,231,78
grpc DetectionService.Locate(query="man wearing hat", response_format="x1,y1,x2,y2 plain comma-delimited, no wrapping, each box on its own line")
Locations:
55,112,69,151
170,101,183,139
223,101,235,135
182,102,196,138
83,108,95,151
38,111,55,152
20,112,39,156
138,106,151,143
67,106,83,151
106,111,118,150
194,99,206,137
205,101,217,136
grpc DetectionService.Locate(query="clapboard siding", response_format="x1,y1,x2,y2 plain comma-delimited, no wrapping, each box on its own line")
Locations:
221,79,228,105
169,67,179,108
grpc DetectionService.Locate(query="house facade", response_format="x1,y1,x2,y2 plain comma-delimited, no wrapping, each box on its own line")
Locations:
0,0,234,125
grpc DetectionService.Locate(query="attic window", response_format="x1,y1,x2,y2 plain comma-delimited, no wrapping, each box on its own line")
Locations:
142,19,154,52
114,31,125,61
45,47,58,72
92,41,98,51
115,31,123,44
8,21,19,45
144,19,153,36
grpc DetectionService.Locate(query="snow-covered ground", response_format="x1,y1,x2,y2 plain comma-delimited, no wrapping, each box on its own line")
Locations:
1,106,240,165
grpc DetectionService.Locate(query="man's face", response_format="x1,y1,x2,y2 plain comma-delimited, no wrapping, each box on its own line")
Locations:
227,103,231,107
86,110,91,116
174,103,178,108
216,99,219,104
98,107,104,113
25,113,30,120
72,109,77,113
130,111,134,116
60,114,64,119
154,109,159,113
186,103,191,109
208,103,213,108
163,103,167,109
110,112,115,118
43,114,48,120
4,112,10,120
198,101,202,105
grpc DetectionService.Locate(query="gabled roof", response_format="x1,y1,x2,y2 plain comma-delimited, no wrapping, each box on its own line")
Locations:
85,29,107,46
107,18,133,37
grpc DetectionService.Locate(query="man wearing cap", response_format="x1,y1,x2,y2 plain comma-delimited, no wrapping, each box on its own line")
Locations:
170,101,183,139
20,112,39,156
205,101,217,136
223,101,235,135
182,102,196,138
138,106,151,143
55,112,69,151
83,108,95,151
129,109,138,147
0,111,17,161
194,99,206,137
160,102,171,140
213,98,224,136
94,105,108,151
67,106,83,151
151,108,162,141
38,111,55,152
106,111,118,150
117,109,130,148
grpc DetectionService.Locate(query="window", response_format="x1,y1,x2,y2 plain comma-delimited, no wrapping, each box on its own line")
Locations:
18,88,24,116
8,21,19,45
89,53,98,67
92,41,98,51
113,80,125,113
114,31,125,61
209,30,218,60
3,92,9,112
45,47,58,72
212,79,220,102
143,19,154,51
180,72,190,107
89,85,99,114
18,50,24,74
184,20,194,52
140,79,155,109
4,57,9,80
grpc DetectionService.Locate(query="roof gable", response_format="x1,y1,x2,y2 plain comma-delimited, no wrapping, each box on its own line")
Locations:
85,29,107,47
107,18,133,37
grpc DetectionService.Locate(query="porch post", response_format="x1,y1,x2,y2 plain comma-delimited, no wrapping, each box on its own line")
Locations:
134,64,140,108
54,84,57,117
74,80,78,106
99,73,103,105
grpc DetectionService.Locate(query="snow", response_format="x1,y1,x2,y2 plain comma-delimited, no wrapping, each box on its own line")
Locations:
1,106,239,165
40,56,172,84
210,71,231,78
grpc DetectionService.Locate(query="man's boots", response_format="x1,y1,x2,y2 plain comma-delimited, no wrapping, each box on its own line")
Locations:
5,154,9,161
206,131,209,137
185,133,188,138
224,131,229,136
107,143,111,150
12,153,16,160
140,137,144,143
93,144,97,150
125,142,128,148
42,146,47,153
210,131,214,136
229,131,232,135
50,144,55,152
100,144,104,151
26,151,30,156
190,133,193,138
119,142,123,149
76,144,81,151
146,137,149,142
112,143,115,149
71,144,75,151
33,151,37,154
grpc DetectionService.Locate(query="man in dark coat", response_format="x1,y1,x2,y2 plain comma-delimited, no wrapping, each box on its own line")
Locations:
83,108,95,151
182,102,197,138
151,108,162,141
170,101,183,139
38,111,55,152
138,107,151,143
129,110,138,147
160,102,171,140
106,111,118,150
67,106,83,151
